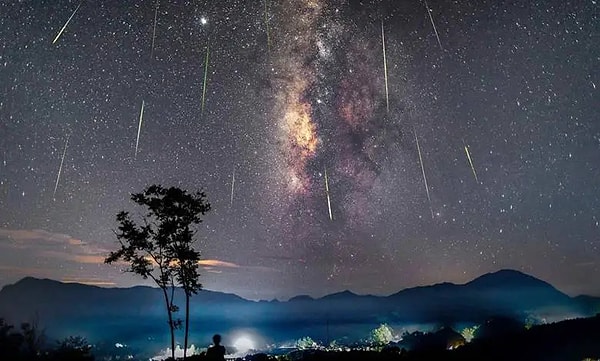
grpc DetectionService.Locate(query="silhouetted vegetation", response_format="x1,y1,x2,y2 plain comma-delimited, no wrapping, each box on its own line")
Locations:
397,327,465,352
474,315,525,340
0,318,93,361
3,313,600,360
105,185,210,360
252,315,600,361
52,336,94,361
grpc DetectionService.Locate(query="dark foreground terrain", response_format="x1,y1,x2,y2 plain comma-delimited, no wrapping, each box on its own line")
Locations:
2,314,600,360
190,315,600,361
202,315,600,361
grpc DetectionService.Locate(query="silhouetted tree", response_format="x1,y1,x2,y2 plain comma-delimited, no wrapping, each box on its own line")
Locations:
474,316,524,340
105,185,210,361
0,318,23,359
50,336,94,361
20,320,46,358
370,323,395,346
105,187,180,360
0,318,82,361
132,185,210,359
173,241,204,360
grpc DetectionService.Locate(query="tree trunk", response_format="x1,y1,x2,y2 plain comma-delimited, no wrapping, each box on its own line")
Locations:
161,287,176,360
184,292,190,359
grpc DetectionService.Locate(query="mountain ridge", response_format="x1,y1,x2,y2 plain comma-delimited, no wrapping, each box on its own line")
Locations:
4,268,582,301
1,269,599,346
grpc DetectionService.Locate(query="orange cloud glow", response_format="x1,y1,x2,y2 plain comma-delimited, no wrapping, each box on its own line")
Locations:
198,259,240,268
61,278,116,286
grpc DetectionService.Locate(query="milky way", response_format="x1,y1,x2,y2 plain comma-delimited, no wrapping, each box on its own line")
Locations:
264,1,419,275
0,0,598,300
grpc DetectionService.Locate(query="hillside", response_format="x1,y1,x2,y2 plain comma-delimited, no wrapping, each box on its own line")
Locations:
0,270,597,345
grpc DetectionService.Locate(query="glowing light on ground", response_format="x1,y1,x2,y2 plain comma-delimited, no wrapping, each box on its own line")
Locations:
233,336,255,354
151,345,199,360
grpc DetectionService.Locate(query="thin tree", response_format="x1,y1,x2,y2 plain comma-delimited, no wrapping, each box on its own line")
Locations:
105,188,183,360
133,185,210,360
172,237,203,360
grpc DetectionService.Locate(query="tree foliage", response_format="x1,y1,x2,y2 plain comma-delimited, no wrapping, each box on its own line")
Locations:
53,336,94,361
296,336,318,349
105,184,210,360
370,323,394,346
0,318,89,361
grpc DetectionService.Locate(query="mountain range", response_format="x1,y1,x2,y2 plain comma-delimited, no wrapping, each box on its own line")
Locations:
1,269,598,348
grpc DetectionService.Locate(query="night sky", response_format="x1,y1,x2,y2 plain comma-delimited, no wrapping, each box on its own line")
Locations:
0,0,598,301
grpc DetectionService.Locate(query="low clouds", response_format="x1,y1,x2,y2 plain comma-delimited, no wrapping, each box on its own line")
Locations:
0,229,84,247
198,259,240,268
0,228,272,289
0,228,110,285
0,228,109,263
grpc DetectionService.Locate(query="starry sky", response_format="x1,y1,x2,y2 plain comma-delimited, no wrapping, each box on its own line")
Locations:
0,0,598,301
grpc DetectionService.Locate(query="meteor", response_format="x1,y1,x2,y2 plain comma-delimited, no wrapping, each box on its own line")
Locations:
53,134,70,199
264,0,271,52
52,1,82,44
463,141,479,183
324,167,333,221
201,44,210,114
423,0,443,51
414,129,434,219
230,168,235,208
150,0,159,58
135,100,145,159
381,21,389,113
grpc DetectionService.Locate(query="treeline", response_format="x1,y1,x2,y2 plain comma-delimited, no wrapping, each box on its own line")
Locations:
242,314,600,361
0,318,93,361
444,313,600,361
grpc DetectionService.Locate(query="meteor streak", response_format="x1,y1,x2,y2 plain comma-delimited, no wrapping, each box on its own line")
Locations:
324,167,333,221
52,1,82,44
135,100,145,159
463,141,479,183
381,21,389,113
230,168,235,207
201,44,210,114
423,0,443,51
264,0,271,52
150,0,159,58
53,134,70,199
414,129,434,219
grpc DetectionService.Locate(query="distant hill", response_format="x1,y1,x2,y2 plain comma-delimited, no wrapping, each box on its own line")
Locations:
0,270,598,346
407,314,600,361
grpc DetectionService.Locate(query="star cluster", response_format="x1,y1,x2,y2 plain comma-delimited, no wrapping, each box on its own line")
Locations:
0,0,598,300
